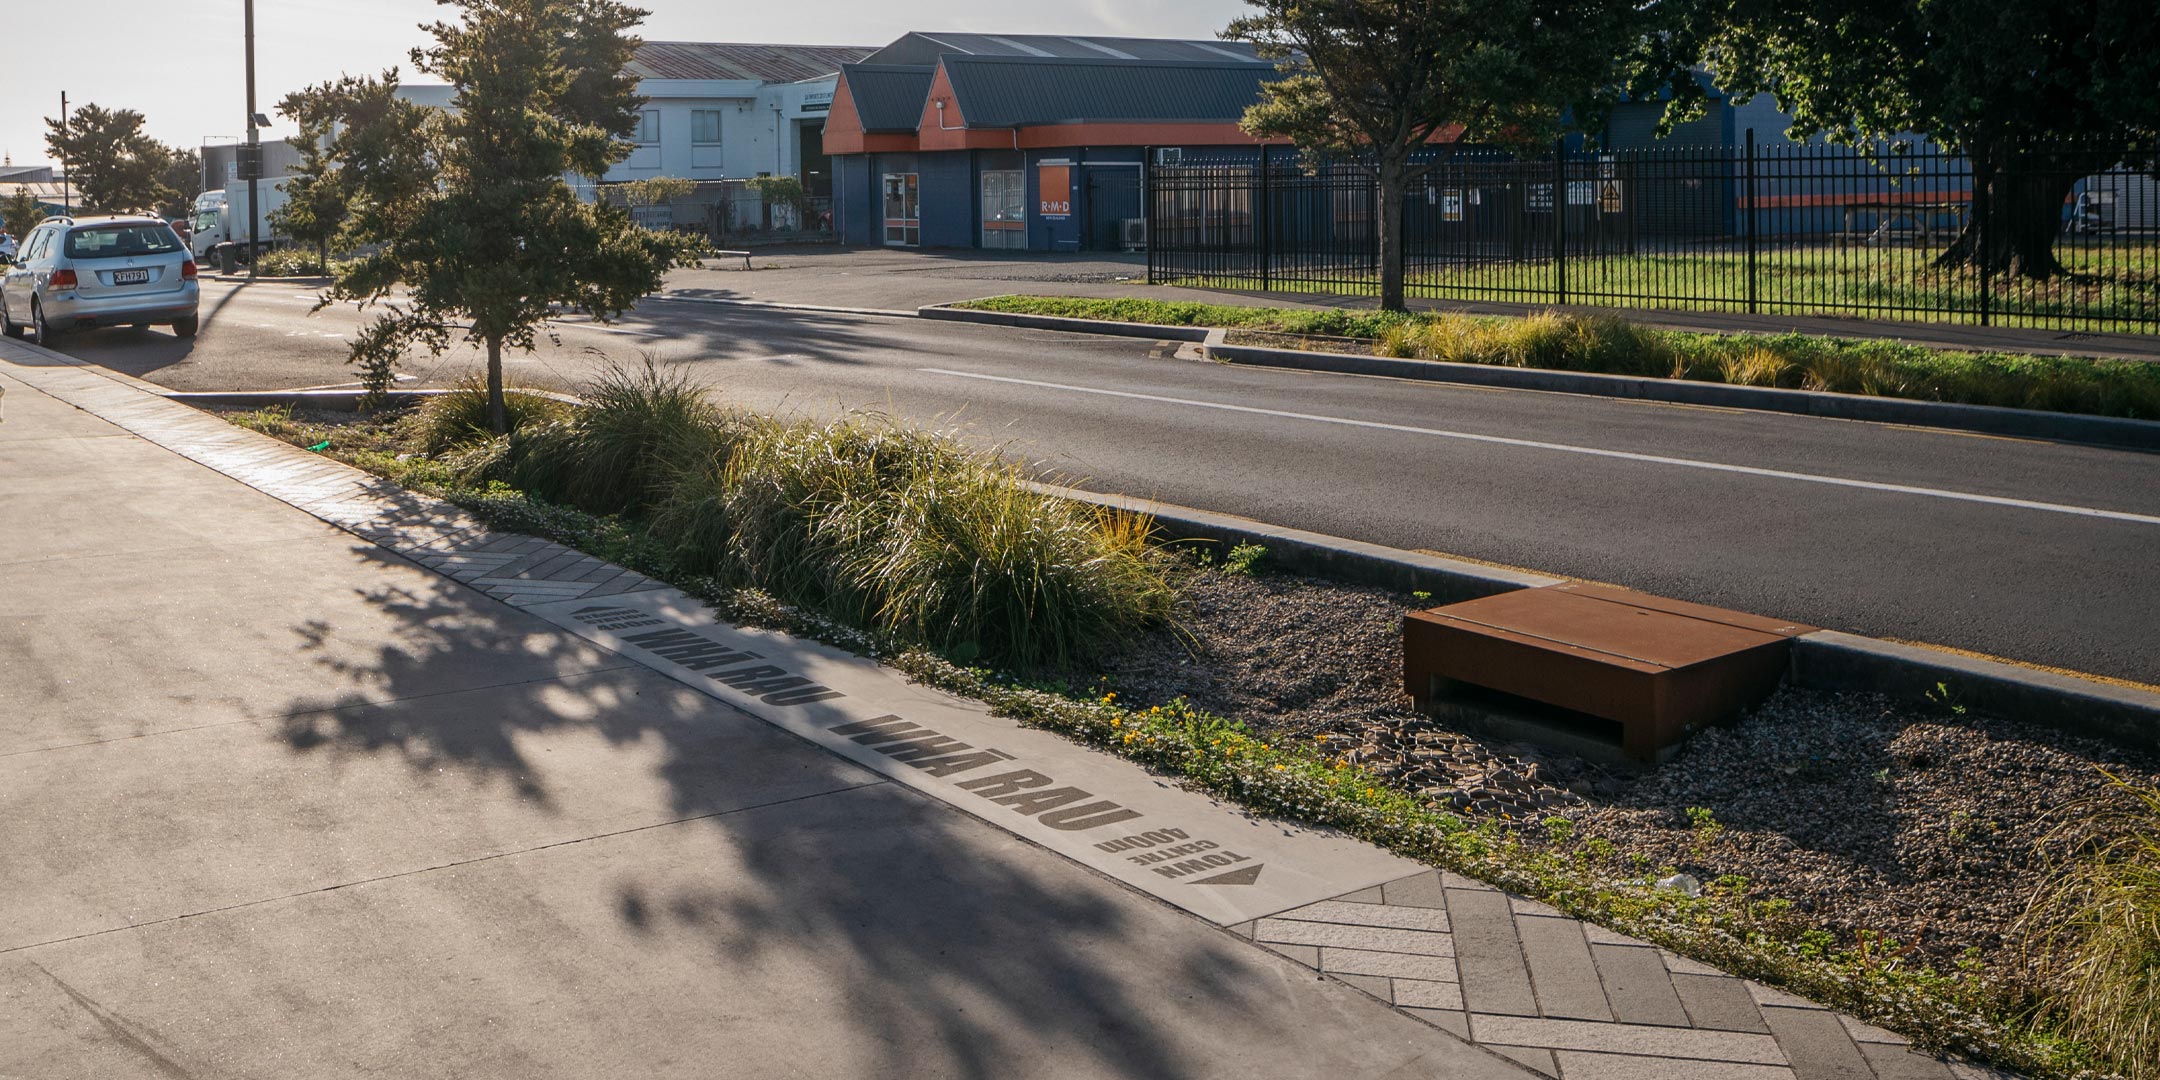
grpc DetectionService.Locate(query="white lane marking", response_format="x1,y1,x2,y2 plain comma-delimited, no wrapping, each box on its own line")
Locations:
563,322,665,339
919,367,2160,527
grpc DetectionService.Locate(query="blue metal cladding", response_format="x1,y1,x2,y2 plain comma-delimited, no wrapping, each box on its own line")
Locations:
836,155,874,246
918,152,975,248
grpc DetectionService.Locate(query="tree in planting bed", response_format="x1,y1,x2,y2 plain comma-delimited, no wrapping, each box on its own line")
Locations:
1696,0,2160,279
1227,0,1689,312
2,190,45,240
329,0,693,432
43,104,181,216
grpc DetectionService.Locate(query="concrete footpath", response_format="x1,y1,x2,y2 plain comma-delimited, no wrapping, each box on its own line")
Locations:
0,340,1990,1079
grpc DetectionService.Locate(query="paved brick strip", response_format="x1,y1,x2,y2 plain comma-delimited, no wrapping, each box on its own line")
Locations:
0,341,2000,1079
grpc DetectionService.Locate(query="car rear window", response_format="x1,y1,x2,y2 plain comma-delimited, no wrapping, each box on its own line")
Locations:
65,225,183,260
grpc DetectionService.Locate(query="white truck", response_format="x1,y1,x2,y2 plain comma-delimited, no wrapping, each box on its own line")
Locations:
190,179,291,261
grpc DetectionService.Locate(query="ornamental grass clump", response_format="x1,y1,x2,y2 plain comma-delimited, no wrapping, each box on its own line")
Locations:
703,414,1175,668
2021,772,2160,1079
512,358,733,516
410,376,572,454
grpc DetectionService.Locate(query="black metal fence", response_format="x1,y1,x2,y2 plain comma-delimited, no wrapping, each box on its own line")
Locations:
1147,137,2160,333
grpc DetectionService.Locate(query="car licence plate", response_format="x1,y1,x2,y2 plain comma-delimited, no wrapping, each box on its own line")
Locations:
113,269,150,285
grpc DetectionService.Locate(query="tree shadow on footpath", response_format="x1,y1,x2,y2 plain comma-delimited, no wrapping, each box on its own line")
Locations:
268,559,1298,1079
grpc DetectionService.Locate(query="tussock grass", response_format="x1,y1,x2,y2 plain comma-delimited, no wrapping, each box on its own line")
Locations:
414,360,1175,668
512,359,732,516
710,414,1174,667
2023,772,2160,1079
964,297,2160,420
410,377,573,454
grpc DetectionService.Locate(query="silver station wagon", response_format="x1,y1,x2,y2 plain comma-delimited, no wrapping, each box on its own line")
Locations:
1,215,201,342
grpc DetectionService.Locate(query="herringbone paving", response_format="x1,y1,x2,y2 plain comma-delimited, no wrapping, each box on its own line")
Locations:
0,339,2008,1079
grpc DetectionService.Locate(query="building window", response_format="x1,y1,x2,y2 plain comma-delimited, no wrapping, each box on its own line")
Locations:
980,170,1025,249
691,110,723,145
637,110,660,145
882,172,919,246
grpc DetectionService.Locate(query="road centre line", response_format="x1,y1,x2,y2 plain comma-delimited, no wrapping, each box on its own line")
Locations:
919,367,2160,527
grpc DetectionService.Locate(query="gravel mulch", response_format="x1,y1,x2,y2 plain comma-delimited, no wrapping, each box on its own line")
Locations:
1085,566,2160,975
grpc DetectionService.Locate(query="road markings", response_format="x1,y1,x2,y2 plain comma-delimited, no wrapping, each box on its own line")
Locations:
919,367,2160,527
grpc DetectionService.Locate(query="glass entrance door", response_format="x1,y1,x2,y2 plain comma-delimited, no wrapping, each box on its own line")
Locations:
980,170,1025,250
882,173,919,246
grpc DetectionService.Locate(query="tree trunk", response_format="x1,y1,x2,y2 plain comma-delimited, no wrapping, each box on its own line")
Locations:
1935,147,2091,280
485,335,508,435
1375,154,1408,312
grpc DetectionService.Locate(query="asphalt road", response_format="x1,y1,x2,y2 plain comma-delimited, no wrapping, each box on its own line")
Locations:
43,277,2160,684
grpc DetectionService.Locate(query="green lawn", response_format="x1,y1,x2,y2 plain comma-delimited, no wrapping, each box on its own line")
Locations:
955,295,2160,420
1164,244,2160,333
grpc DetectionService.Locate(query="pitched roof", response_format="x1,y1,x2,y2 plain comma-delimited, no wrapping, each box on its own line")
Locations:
866,32,1265,67
628,41,876,83
941,56,1275,127
837,65,937,132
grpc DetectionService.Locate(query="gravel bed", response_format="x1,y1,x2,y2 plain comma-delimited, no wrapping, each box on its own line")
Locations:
1086,566,2160,975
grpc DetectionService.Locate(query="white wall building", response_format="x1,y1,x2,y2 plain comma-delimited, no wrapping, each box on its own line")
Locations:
404,43,869,190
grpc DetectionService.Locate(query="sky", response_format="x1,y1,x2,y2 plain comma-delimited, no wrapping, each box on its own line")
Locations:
0,0,1249,169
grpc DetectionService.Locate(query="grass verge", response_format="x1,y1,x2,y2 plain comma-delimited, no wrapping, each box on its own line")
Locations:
954,296,2160,421
220,377,2139,1079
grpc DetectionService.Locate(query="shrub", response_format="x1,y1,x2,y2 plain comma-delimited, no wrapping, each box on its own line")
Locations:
517,359,731,516
2022,772,2160,1079
689,413,1176,667
409,377,573,454
254,247,331,277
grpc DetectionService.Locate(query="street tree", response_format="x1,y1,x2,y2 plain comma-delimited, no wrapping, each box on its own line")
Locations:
158,147,203,221
276,72,433,271
1229,0,1684,311
2,189,46,239
44,104,176,214
1696,0,2160,278
330,0,691,431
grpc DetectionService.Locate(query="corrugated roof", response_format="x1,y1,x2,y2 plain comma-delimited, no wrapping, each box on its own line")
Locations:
629,41,876,83
942,56,1274,127
867,32,1265,67
839,65,937,132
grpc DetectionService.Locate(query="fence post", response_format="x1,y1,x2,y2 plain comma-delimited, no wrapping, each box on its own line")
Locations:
1553,138,1568,305
1744,128,1759,314
1976,157,1991,326
1145,151,1158,284
1258,144,1272,292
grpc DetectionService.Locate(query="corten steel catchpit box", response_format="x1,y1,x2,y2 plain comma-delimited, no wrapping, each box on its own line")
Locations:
1403,583,1813,764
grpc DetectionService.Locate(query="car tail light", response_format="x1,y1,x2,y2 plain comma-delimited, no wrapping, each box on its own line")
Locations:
49,269,78,289
181,261,198,280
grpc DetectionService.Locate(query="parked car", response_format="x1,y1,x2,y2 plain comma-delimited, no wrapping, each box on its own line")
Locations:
0,215,200,342
0,231,16,261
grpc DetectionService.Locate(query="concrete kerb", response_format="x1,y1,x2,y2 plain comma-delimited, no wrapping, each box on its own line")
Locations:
1026,480,1556,604
920,302,2160,451
1037,481,2160,752
920,302,1216,344
653,292,918,320
162,388,585,412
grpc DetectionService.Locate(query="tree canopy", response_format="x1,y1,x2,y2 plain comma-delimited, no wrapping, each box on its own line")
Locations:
1229,0,1686,310
275,72,434,263
2,189,45,239
1694,0,2160,275
328,0,692,430
44,104,179,215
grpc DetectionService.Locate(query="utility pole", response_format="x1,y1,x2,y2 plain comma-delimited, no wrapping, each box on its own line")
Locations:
59,92,71,214
245,0,260,278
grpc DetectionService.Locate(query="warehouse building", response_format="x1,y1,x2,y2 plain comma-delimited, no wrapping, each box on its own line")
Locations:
824,33,1288,252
